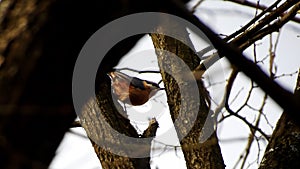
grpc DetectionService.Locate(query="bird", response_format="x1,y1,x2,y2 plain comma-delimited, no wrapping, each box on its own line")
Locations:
107,70,163,106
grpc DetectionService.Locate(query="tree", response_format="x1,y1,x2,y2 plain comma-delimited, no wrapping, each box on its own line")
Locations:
0,0,299,169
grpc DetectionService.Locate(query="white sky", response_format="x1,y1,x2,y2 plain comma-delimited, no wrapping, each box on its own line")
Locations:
50,0,300,169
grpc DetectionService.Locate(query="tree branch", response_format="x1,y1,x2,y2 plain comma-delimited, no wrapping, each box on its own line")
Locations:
239,1,300,50
230,0,299,46
226,0,300,24
224,0,282,42
224,69,270,140
170,0,300,126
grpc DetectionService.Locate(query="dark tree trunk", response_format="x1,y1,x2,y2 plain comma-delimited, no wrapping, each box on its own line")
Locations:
0,0,143,168
0,1,75,168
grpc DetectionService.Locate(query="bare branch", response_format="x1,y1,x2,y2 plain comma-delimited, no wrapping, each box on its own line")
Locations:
224,69,270,140
232,0,300,47
239,1,300,50
226,0,268,11
115,67,161,74
71,120,82,128
226,0,300,24
190,0,205,13
274,71,298,79
225,105,270,140
224,0,283,42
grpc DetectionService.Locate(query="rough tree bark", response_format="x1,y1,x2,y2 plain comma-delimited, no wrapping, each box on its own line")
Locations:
150,16,225,169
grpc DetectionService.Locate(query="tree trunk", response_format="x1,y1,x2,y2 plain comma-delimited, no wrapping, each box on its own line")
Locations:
150,16,225,169
0,0,143,168
0,1,76,168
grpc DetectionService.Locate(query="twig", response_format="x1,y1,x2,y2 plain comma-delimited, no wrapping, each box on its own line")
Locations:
235,81,255,113
116,67,160,74
274,71,298,79
239,1,300,50
218,136,265,143
151,139,181,157
226,0,300,24
225,106,270,139
170,0,300,126
69,129,89,139
224,0,282,42
240,92,267,169
231,0,298,45
70,120,82,128
218,69,239,124
224,69,269,140
224,66,267,168
225,0,269,11
190,0,205,13
273,30,281,55
229,87,243,104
